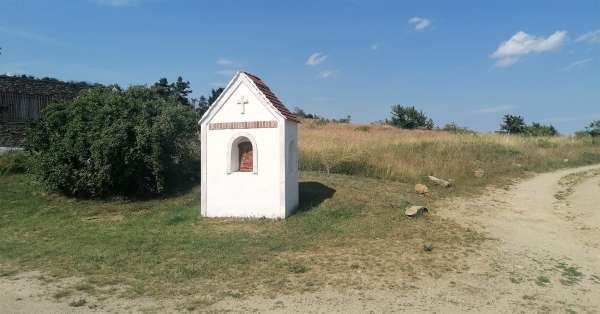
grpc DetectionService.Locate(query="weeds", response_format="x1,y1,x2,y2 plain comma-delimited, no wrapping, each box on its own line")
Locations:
0,150,29,176
555,169,600,200
535,275,550,287
287,262,310,274
556,262,583,286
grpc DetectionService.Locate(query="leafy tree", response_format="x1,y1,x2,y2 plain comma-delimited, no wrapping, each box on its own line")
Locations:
192,96,209,115
172,76,192,106
293,107,308,118
388,105,434,130
26,85,199,197
292,107,351,123
208,87,224,106
500,114,527,134
151,76,193,106
584,120,600,137
152,78,172,99
332,115,351,123
526,122,558,136
293,107,319,119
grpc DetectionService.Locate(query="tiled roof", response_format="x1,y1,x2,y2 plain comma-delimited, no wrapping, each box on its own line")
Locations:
242,72,300,123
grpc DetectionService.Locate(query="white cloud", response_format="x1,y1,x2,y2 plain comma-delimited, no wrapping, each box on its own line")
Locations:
93,0,141,7
474,105,514,114
491,30,567,67
408,17,431,31
216,58,238,66
370,43,379,51
494,57,519,68
319,69,337,78
306,52,327,66
562,58,592,72
576,30,600,44
216,69,236,76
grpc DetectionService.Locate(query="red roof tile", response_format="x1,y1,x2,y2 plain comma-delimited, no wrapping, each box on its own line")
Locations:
242,72,300,123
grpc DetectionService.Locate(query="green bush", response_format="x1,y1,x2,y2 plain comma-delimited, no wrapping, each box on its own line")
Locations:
499,114,527,134
388,105,434,130
26,86,199,197
526,122,558,137
585,120,600,137
0,151,30,176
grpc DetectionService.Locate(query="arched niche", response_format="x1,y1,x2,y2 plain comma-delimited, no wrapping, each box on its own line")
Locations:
226,132,258,174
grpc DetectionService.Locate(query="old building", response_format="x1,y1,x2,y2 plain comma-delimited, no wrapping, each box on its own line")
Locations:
0,75,93,147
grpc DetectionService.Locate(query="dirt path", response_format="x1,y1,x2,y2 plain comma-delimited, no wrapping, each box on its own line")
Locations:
209,164,600,313
2,165,600,313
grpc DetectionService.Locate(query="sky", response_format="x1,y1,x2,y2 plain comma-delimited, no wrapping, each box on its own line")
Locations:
1,0,599,134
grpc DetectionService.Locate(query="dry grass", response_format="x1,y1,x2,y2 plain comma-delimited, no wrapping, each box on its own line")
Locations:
300,121,600,187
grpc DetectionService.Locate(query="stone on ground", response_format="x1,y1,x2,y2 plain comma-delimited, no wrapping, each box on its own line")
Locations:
415,184,429,194
428,176,452,187
405,205,428,217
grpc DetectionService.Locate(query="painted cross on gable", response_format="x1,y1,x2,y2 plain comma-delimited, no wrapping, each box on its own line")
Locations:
237,96,248,114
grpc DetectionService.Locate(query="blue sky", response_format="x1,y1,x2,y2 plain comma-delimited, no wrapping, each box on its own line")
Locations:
1,0,599,133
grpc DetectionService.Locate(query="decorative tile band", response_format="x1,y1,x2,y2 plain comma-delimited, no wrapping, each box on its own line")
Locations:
209,120,278,130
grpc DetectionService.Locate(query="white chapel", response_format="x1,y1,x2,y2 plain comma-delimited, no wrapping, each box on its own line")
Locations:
199,71,300,219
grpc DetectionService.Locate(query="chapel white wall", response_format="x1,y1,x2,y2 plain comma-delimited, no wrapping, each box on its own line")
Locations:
211,82,274,123
204,127,281,218
202,79,284,218
284,121,299,216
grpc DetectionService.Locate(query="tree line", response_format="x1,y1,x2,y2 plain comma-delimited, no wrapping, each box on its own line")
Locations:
20,75,600,199
296,104,600,137
148,76,222,116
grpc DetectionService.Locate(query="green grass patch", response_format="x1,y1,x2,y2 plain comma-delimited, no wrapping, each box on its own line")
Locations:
0,172,480,301
0,150,30,176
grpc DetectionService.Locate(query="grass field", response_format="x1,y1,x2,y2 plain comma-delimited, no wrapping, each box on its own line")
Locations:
300,121,600,188
1,121,600,308
0,172,480,309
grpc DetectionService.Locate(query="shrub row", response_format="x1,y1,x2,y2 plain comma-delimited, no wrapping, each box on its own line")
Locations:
26,86,199,197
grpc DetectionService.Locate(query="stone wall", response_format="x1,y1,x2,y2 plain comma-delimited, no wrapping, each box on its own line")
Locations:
0,121,29,147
